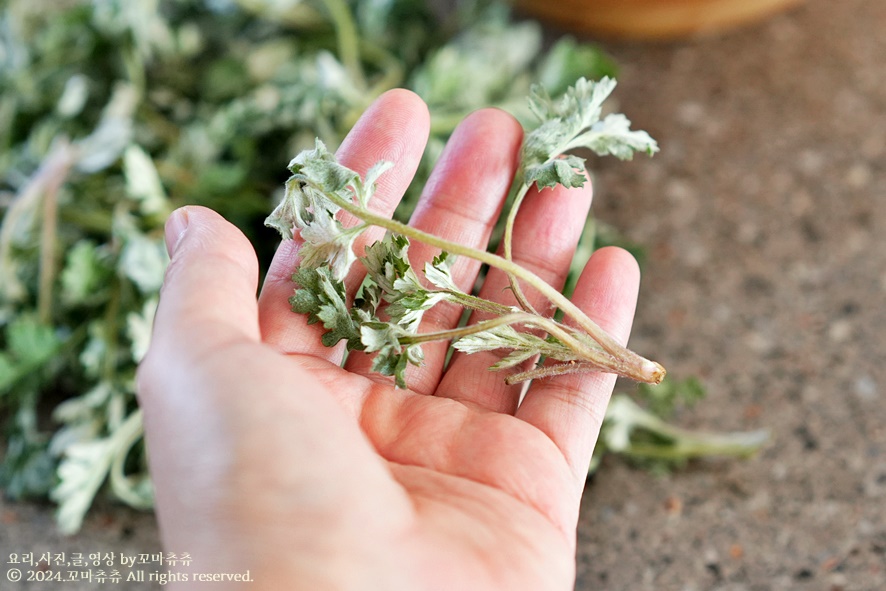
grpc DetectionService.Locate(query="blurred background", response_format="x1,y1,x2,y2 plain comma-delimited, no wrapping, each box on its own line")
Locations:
2,0,884,589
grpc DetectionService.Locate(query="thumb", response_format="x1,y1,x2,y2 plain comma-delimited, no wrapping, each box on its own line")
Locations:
146,206,261,368
135,205,263,528
137,206,260,402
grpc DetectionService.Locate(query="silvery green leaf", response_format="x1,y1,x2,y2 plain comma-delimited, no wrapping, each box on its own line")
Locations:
360,322,400,353
7,314,60,367
74,83,138,173
61,240,109,305
453,324,529,355
79,322,106,379
362,234,418,296
91,0,175,59
354,160,394,207
524,154,588,191
489,349,537,371
245,39,298,82
56,74,89,117
119,233,169,294
269,143,377,279
353,276,382,321
411,15,540,111
123,145,169,216
265,177,327,239
290,266,362,349
386,290,448,333
51,410,146,534
424,251,461,292
48,420,104,458
298,211,360,281
577,113,659,160
453,323,579,368
52,382,114,425
315,51,363,104
526,76,614,131
108,410,152,510
522,77,615,167
362,235,451,331
288,138,358,194
126,298,158,363
290,267,324,322
361,322,423,389
49,382,116,472
521,77,657,189
52,437,116,534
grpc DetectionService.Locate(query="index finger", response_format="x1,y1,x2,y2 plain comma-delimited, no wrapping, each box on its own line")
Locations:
257,89,430,358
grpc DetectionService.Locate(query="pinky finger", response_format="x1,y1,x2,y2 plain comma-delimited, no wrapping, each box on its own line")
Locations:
514,246,641,490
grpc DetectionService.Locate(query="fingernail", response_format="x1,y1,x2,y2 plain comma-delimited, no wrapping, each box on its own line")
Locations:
165,207,190,256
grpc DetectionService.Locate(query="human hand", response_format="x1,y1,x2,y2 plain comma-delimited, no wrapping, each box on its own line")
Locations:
137,89,641,590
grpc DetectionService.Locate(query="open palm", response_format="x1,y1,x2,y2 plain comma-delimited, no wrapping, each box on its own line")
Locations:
138,90,640,590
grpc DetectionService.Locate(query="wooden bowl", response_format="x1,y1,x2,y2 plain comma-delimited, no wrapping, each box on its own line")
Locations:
513,0,806,40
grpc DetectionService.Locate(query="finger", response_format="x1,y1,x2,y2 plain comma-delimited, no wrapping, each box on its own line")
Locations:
143,206,261,368
258,89,430,359
345,108,523,394
515,246,640,488
436,178,594,412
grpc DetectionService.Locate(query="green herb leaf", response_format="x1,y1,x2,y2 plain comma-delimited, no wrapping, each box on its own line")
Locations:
362,235,451,332
118,233,169,294
288,138,359,195
452,324,562,371
51,410,147,535
6,315,61,369
266,140,390,280
424,251,461,292
360,321,424,389
0,0,682,532
524,154,588,190
521,77,658,190
411,14,541,112
362,234,419,296
298,211,362,281
123,145,170,217
0,425,56,499
573,113,659,161
290,266,363,350
60,240,111,306
126,298,158,363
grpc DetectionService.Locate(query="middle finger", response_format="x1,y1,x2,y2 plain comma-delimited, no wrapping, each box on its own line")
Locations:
436,175,595,412
344,108,523,394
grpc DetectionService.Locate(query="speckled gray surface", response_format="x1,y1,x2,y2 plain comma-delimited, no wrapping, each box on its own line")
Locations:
577,0,886,589
3,1,885,589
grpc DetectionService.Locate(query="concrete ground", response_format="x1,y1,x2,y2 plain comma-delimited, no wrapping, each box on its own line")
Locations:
578,0,886,589
2,0,884,589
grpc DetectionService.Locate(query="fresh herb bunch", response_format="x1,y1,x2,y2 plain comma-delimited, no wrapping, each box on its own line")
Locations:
266,77,666,388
